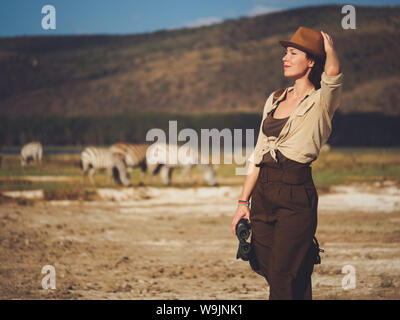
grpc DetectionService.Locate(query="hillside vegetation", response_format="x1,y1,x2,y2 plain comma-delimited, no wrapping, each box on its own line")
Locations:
0,5,399,117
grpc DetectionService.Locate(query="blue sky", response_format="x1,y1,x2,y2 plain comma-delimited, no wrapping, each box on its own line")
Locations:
0,0,399,37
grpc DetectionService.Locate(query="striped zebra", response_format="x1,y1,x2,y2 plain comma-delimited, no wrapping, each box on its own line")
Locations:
80,146,131,187
110,142,218,186
145,142,218,186
110,143,152,185
21,141,43,167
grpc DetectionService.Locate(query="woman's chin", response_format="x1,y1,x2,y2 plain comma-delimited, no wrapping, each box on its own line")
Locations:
283,71,293,78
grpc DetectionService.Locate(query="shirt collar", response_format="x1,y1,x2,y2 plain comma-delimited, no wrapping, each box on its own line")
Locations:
273,85,315,107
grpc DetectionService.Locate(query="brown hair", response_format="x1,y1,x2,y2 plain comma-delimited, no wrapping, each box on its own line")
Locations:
306,52,325,90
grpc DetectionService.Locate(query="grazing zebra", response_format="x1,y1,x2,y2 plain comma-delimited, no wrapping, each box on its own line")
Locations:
145,142,218,186
110,143,152,185
21,141,43,167
80,146,131,187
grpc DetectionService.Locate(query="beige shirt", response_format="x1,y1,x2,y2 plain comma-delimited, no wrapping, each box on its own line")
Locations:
248,71,344,165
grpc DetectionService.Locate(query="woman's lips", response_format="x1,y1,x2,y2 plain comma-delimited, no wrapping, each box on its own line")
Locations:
284,65,290,68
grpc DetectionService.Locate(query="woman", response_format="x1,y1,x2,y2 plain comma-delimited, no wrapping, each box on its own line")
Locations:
232,26,343,300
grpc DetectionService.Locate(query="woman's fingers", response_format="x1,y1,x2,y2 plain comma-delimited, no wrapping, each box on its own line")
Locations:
232,207,251,235
232,209,243,235
321,31,333,43
232,218,239,235
232,215,237,235
232,216,241,235
320,31,334,53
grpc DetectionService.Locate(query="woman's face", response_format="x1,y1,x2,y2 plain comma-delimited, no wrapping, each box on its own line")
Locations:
282,46,314,78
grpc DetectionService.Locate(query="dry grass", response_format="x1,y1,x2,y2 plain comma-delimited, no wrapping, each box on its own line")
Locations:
1,148,400,200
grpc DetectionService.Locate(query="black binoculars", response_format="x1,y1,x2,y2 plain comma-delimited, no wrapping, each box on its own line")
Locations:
236,218,252,261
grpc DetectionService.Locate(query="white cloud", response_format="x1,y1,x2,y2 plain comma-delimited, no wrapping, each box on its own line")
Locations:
170,6,283,31
184,16,223,28
246,5,283,17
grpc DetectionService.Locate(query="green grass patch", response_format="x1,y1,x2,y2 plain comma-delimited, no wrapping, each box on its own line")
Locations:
0,147,399,195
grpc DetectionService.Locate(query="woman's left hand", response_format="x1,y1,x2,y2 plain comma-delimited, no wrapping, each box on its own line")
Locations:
320,31,335,54
321,31,341,75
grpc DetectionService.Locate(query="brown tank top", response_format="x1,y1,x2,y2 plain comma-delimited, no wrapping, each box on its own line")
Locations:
259,107,311,168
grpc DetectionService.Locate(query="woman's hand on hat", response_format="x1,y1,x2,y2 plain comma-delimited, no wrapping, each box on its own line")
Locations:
320,31,335,54
321,31,341,75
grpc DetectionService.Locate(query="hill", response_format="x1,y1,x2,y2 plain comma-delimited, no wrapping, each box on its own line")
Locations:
0,4,399,117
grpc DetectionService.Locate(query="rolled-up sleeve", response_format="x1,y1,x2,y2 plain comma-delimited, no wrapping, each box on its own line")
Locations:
320,71,344,119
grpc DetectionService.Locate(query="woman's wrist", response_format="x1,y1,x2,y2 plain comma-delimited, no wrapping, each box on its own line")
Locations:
239,194,249,202
238,199,250,207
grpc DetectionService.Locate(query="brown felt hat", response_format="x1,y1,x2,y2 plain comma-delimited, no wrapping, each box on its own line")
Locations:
279,26,326,59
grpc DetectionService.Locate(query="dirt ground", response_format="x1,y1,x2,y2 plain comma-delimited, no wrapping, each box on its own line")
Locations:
1,183,400,300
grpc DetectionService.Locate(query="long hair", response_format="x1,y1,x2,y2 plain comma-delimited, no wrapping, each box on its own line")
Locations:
306,52,326,90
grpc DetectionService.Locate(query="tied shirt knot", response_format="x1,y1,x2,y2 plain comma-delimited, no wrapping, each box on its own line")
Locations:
261,136,279,162
268,136,278,162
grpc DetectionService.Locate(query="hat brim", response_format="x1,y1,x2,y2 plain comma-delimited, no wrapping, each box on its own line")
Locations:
279,40,325,59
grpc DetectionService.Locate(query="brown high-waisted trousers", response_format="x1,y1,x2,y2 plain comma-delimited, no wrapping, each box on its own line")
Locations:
249,162,318,300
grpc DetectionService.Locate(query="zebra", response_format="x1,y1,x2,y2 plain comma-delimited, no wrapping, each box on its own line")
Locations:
145,142,218,186
21,141,43,167
110,143,152,185
110,142,218,186
80,146,131,187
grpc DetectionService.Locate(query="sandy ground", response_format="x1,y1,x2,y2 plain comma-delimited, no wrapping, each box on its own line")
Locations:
1,182,400,300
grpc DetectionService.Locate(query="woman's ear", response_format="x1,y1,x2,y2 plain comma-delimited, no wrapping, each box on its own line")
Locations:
306,53,316,69
308,58,315,68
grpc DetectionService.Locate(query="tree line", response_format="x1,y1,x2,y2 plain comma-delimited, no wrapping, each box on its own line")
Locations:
0,111,399,148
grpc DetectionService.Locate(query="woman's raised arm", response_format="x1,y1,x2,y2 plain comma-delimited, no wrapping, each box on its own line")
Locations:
320,31,344,118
